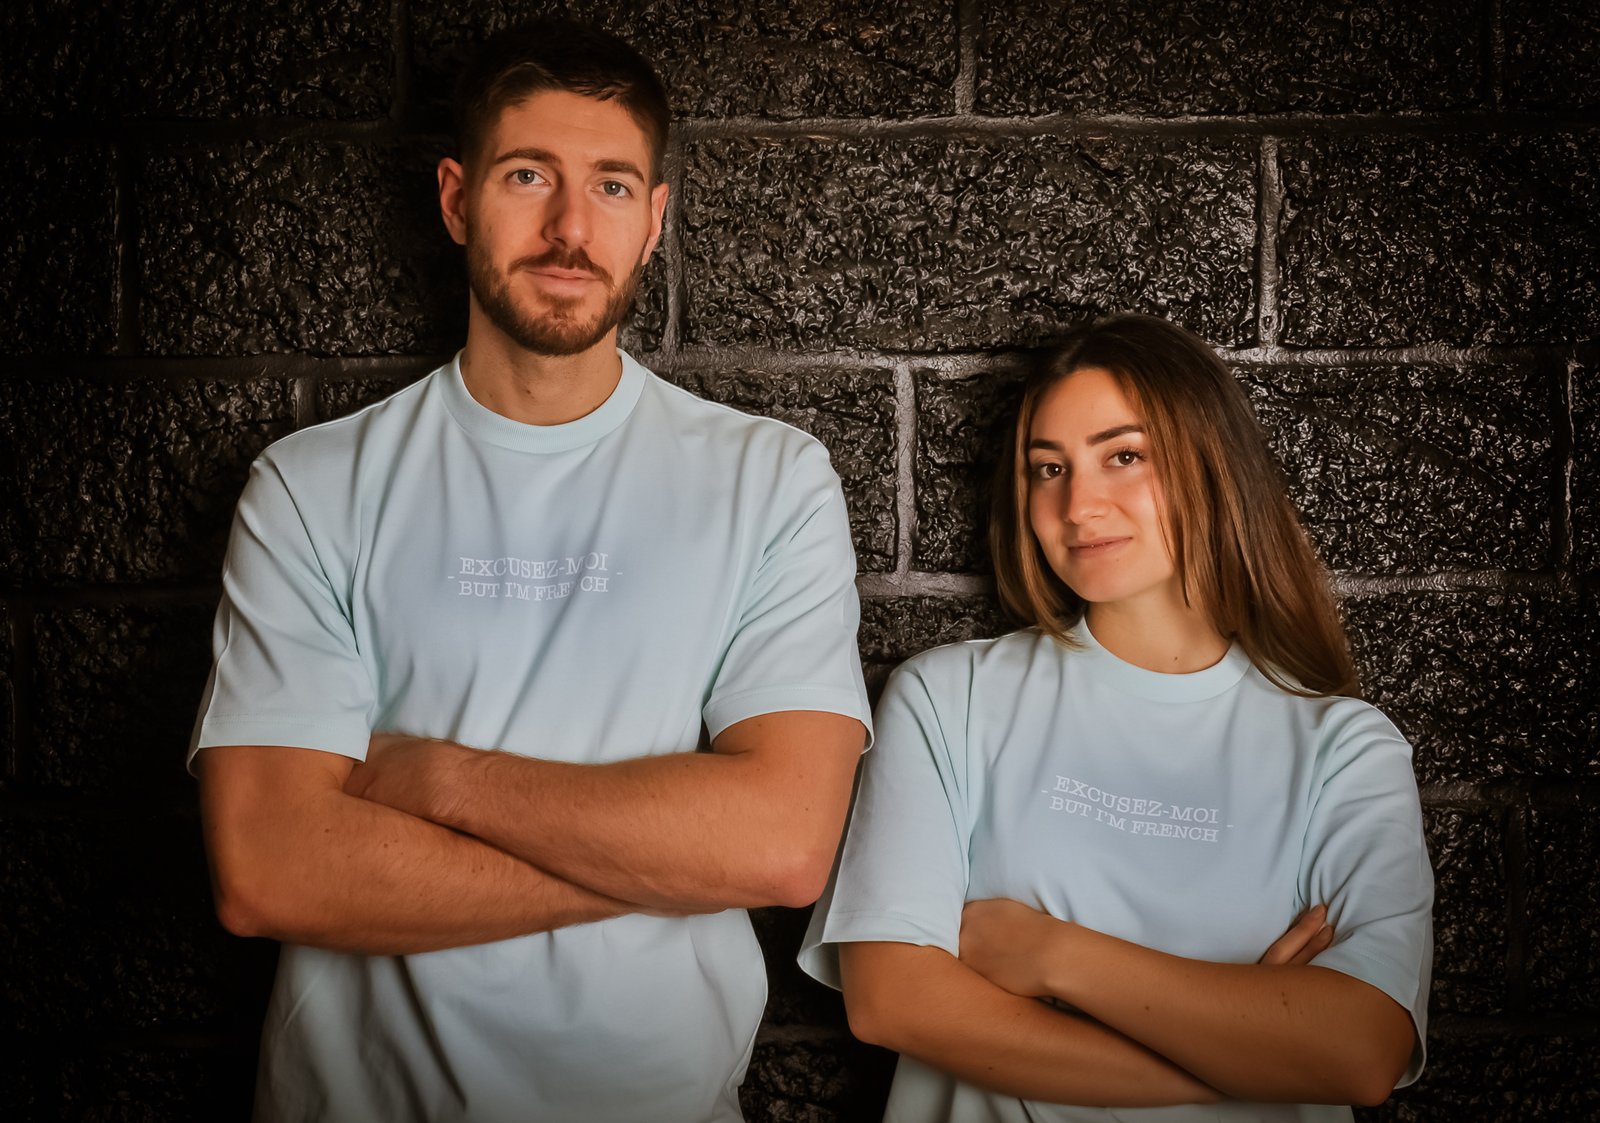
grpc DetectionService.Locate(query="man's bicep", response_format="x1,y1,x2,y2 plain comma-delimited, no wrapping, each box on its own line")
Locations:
711,710,866,904
197,744,359,936
191,458,375,772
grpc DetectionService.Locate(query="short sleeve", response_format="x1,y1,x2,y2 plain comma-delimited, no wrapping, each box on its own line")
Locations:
187,455,376,771
798,659,972,990
702,439,871,742
1302,705,1435,1087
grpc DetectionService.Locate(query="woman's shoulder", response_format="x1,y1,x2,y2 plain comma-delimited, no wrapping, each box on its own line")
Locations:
892,626,1061,681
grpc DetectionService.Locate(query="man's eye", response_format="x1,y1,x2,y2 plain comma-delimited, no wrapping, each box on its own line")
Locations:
600,181,631,197
510,169,542,186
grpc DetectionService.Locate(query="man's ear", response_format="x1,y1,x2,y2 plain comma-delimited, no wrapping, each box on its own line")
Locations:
438,157,469,247
641,180,669,264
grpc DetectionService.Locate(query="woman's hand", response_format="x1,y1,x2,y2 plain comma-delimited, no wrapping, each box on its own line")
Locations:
959,898,1074,997
961,897,1336,1001
1259,904,1335,967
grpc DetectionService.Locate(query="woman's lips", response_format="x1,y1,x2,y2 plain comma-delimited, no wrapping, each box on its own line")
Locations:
1067,537,1131,555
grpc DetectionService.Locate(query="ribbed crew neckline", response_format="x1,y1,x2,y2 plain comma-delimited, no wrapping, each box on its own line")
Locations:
1072,617,1251,703
440,348,647,453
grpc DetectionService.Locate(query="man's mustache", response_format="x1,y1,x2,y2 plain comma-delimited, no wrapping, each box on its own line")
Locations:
510,248,612,286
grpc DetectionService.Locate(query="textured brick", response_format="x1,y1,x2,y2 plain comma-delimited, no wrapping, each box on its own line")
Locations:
1,1042,257,1123
1576,362,1598,577
683,137,1257,353
1505,1,1600,110
1279,135,1600,346
979,1,1482,116
0,815,247,1036
751,906,845,1029
1239,364,1557,575
913,370,1024,572
1344,592,1599,783
667,369,897,571
740,1033,895,1122
1356,1031,1600,1121
1422,806,1507,1016
859,595,1007,663
0,377,294,584
31,604,214,793
0,141,116,357
410,0,955,124
139,142,465,357
0,0,390,119
1525,808,1600,1014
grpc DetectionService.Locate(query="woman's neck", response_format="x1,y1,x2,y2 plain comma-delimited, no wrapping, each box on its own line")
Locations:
1084,593,1229,674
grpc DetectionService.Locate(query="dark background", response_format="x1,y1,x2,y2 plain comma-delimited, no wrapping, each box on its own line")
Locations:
2,1,1597,1119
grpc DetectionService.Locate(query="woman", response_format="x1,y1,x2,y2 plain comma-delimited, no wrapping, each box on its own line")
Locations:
799,314,1432,1120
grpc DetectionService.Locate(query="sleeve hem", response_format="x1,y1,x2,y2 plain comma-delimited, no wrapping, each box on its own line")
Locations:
188,715,371,775
705,685,874,747
1312,946,1429,1087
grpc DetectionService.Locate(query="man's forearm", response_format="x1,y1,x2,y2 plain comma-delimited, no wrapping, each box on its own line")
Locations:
840,942,1217,1107
353,712,864,911
201,746,634,956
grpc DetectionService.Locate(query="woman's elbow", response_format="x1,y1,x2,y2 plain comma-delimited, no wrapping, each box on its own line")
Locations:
842,985,903,1050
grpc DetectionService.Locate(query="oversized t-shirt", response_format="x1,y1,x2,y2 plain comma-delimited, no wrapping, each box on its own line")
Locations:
190,350,871,1123
800,622,1432,1123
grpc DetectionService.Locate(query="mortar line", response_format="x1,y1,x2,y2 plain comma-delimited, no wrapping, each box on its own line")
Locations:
292,376,317,429
892,362,918,580
112,137,140,354
1255,136,1282,348
390,0,412,126
1488,0,1507,110
1331,570,1570,596
953,0,979,115
6,601,36,788
1556,358,1577,573
658,134,687,362
1503,800,1529,1011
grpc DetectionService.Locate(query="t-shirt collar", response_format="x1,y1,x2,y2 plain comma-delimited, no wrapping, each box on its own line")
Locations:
1072,617,1252,702
440,348,648,453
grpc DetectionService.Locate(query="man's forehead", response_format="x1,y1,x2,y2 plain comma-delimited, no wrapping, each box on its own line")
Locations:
483,89,651,170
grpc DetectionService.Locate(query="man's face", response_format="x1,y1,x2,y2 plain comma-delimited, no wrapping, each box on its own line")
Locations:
444,89,667,358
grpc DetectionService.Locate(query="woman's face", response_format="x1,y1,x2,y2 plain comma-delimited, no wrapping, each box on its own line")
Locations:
1025,366,1178,611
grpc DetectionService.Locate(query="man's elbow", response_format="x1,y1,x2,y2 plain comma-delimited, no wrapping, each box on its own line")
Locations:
209,859,282,940
756,837,835,908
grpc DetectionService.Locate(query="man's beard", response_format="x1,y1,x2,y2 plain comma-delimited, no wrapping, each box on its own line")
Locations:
466,234,646,358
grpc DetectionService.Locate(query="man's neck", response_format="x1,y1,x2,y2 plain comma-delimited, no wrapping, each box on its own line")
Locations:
458,321,624,427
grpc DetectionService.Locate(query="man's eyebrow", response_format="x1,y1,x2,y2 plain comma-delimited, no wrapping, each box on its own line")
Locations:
491,147,646,180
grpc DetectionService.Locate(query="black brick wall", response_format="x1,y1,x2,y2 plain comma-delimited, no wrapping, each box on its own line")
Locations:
2,2,1595,1119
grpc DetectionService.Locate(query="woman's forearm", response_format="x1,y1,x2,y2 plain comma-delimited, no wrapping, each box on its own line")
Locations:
959,900,1414,1105
839,942,1219,1107
1044,924,1413,1105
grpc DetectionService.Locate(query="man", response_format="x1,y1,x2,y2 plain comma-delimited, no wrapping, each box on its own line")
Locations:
191,21,870,1122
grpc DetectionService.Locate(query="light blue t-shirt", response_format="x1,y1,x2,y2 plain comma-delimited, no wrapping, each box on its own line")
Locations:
800,622,1432,1123
191,351,872,1123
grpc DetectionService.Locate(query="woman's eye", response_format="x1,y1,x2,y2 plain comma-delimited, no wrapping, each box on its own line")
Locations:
1031,462,1063,481
1111,449,1144,467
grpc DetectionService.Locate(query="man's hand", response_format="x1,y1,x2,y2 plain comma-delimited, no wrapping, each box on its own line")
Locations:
345,733,474,824
959,898,1070,998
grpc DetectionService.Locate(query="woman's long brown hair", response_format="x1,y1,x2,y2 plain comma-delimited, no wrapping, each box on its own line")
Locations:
989,313,1360,698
